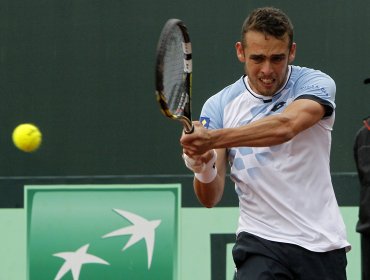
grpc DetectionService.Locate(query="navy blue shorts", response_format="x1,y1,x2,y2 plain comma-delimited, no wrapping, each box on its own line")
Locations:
232,232,347,280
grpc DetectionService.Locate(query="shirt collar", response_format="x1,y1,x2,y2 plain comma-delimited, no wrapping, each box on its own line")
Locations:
243,65,292,103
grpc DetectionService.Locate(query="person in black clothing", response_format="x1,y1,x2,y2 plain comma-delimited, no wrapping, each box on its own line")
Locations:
354,114,370,280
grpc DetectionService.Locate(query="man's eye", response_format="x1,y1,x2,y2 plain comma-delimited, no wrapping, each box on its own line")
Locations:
251,57,264,63
272,56,285,63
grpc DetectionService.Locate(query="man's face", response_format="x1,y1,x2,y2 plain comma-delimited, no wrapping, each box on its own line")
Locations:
236,30,296,96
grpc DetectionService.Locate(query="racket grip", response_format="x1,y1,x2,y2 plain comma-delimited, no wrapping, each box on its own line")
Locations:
184,124,194,134
182,119,194,134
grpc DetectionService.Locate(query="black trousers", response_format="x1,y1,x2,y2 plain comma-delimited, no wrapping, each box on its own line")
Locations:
361,234,370,280
232,232,347,280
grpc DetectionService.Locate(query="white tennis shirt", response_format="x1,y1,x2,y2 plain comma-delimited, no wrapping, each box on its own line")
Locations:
200,65,350,252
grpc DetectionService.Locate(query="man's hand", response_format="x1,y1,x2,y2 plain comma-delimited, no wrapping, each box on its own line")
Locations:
182,149,217,183
182,153,206,173
180,121,213,156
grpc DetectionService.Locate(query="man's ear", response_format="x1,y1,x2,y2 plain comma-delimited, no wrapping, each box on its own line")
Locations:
235,42,245,62
288,42,296,64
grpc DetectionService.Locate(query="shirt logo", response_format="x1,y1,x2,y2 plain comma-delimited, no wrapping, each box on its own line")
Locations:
271,101,286,112
200,117,210,128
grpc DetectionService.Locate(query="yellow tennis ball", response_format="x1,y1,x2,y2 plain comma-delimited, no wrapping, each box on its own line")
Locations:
12,123,42,152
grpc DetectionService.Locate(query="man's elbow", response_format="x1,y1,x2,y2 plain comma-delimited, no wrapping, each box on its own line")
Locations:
201,201,217,208
197,194,221,208
275,117,299,143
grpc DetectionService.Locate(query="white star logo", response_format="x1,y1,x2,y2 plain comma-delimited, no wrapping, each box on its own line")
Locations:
102,208,161,269
53,244,109,280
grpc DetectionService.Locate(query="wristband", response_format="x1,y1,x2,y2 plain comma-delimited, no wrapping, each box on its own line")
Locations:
195,165,217,183
182,153,205,173
194,150,217,183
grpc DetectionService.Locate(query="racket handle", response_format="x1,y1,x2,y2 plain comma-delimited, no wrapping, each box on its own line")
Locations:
183,122,194,134
184,125,194,134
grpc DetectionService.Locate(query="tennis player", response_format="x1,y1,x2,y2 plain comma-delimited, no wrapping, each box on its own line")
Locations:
181,7,350,279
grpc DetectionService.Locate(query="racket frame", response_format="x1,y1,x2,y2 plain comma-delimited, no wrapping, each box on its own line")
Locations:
155,19,194,133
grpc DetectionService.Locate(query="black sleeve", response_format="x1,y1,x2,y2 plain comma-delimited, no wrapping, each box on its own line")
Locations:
295,94,334,118
353,125,370,234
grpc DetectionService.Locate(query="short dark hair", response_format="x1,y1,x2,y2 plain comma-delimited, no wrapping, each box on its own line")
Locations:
241,7,294,49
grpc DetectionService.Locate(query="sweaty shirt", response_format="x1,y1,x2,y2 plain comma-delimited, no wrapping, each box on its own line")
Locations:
200,65,350,252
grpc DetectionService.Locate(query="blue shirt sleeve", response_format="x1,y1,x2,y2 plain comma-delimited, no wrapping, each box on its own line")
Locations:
294,69,336,117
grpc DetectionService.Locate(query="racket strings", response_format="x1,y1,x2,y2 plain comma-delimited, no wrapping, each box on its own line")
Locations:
162,28,189,116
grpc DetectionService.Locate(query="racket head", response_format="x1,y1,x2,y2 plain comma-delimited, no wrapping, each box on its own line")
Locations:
155,19,194,133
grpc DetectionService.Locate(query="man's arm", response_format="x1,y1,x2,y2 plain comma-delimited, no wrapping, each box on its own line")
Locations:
181,99,326,155
192,148,227,208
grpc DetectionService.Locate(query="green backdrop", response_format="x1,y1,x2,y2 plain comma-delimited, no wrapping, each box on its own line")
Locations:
0,0,369,179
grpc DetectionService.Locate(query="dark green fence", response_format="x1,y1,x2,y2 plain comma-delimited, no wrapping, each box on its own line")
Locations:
0,0,369,207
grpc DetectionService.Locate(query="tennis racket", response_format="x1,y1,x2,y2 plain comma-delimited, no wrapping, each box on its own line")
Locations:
155,19,194,133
